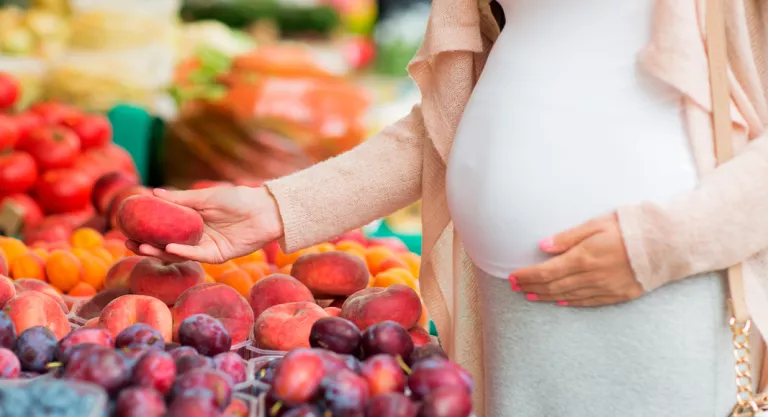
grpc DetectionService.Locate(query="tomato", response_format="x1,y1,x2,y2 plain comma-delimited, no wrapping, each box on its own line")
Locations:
0,73,20,110
23,217,73,245
21,125,81,171
0,115,19,150
0,193,44,228
28,101,82,125
87,144,137,176
62,114,112,150
11,112,43,149
0,151,37,194
34,168,93,214
344,37,376,70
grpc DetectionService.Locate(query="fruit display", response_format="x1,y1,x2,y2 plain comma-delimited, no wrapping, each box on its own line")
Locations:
254,318,473,417
0,6,69,58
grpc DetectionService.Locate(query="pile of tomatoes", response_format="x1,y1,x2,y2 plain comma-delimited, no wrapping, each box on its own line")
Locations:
0,72,137,238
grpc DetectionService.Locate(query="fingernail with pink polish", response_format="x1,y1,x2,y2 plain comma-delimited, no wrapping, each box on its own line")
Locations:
557,300,569,306
511,284,522,292
526,293,539,301
508,275,517,285
154,188,167,193
539,237,554,251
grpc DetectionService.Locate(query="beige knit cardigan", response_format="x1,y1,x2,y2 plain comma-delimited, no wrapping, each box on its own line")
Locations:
266,0,768,414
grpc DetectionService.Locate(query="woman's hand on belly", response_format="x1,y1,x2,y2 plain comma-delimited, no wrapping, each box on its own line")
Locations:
509,214,644,307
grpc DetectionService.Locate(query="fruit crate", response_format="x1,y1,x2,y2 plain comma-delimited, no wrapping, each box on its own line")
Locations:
0,378,109,417
242,345,287,360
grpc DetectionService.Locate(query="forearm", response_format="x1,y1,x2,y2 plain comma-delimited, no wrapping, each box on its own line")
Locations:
619,135,768,291
265,106,426,252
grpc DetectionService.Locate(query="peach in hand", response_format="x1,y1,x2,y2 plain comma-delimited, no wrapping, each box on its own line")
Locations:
252,301,328,351
129,258,205,305
290,251,369,298
99,295,173,342
117,195,204,248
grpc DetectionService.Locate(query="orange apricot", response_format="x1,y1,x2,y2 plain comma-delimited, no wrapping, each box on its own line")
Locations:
233,249,266,266
46,250,83,292
364,246,395,275
103,240,128,260
89,247,114,266
399,252,421,278
0,238,28,265
70,227,104,249
218,268,253,297
373,268,418,292
72,249,108,291
201,261,239,280
10,252,46,281
312,243,336,253
239,262,267,284
68,282,97,297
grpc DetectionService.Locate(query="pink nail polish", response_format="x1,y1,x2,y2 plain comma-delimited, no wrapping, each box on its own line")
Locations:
526,293,539,301
511,284,522,292
557,300,569,306
508,275,517,285
154,188,167,193
539,237,554,251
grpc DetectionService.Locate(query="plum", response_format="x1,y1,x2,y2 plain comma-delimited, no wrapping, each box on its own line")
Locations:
360,321,413,360
115,387,166,417
223,397,249,417
419,387,473,417
316,349,360,375
13,326,57,372
361,354,406,395
0,347,20,378
272,348,326,404
178,314,231,356
176,354,214,375
167,395,222,417
282,404,324,417
169,345,198,360
165,342,181,351
63,348,131,394
309,317,361,355
366,392,419,417
0,311,16,349
319,369,370,416
255,357,282,384
116,323,165,350
213,352,246,384
408,344,448,366
133,350,176,394
119,345,151,371
59,343,104,366
407,359,473,400
172,368,233,410
57,328,114,362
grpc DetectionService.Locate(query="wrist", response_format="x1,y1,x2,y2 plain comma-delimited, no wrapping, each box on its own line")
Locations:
253,185,285,243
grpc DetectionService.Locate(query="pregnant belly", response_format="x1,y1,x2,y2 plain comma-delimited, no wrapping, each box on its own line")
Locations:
446,74,698,278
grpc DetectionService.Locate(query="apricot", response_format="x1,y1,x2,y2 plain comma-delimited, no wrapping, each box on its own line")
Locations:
252,302,329,351
217,268,253,297
9,252,46,281
341,285,422,331
171,283,254,345
70,227,104,249
201,261,238,281
0,275,15,309
247,274,315,318
13,279,68,312
105,256,142,290
46,250,83,293
238,262,268,284
3,291,70,339
0,250,6,276
373,268,419,293
129,258,205,305
68,282,97,297
0,238,27,265
117,195,204,248
233,249,266,266
99,295,173,342
291,251,369,298
399,252,421,278
71,249,108,290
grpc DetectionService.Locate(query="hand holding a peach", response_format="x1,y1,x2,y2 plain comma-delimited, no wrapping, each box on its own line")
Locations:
126,186,284,264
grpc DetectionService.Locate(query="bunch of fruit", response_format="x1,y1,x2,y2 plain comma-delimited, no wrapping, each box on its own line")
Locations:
0,71,138,240
0,309,255,416
255,317,472,417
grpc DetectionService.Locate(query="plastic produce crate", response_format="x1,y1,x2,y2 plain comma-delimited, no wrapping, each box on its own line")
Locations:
0,378,109,417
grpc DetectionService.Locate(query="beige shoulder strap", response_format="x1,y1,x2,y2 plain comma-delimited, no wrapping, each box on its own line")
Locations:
706,0,749,321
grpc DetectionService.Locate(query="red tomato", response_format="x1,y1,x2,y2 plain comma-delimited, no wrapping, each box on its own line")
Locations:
62,114,112,150
21,125,81,171
0,115,19,150
89,144,137,176
35,168,93,214
11,112,44,149
0,193,44,228
28,102,82,125
0,151,37,194
344,37,376,70
0,73,20,110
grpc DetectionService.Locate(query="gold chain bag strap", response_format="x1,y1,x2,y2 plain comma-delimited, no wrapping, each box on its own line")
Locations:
706,0,768,415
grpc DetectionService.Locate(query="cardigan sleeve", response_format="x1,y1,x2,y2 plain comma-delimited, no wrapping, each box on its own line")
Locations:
264,106,426,253
617,134,768,291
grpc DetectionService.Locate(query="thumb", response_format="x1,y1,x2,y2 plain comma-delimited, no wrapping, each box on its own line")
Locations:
153,188,213,210
540,219,603,254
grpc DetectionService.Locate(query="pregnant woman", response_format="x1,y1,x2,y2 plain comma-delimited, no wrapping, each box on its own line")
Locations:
131,0,768,415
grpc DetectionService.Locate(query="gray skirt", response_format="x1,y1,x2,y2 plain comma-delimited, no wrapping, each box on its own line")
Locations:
476,268,735,417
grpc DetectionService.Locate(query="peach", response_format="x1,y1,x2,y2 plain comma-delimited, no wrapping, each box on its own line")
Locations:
105,256,142,290
324,307,342,317
104,229,128,242
262,240,280,264
117,195,204,248
368,237,409,253
0,275,15,309
341,285,422,330
331,230,368,246
129,259,205,305
3,291,70,339
171,283,254,345
329,298,346,309
107,185,152,229
13,278,68,312
91,172,138,215
99,295,173,342
247,274,315,318
84,317,100,327
77,287,132,320
0,253,6,276
252,302,328,351
290,251,369,298
408,326,432,347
